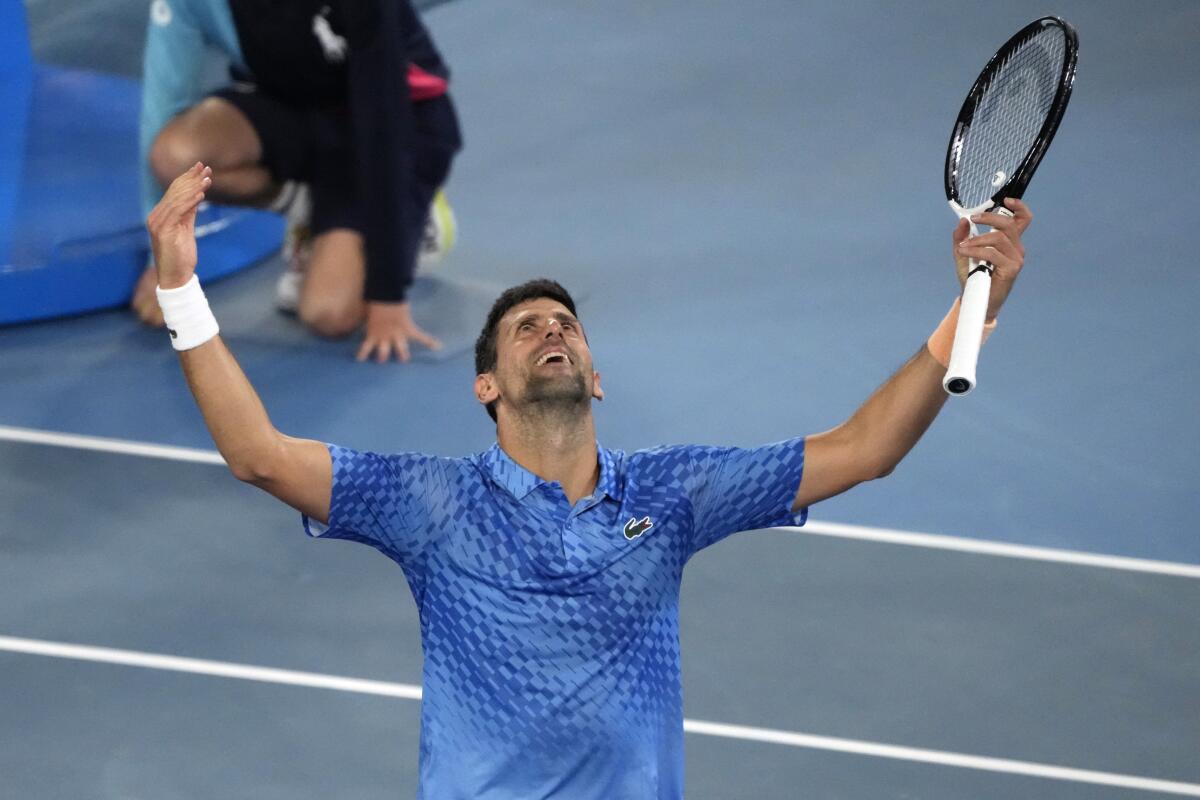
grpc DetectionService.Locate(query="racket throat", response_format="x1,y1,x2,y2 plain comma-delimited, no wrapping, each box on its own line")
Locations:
948,198,995,220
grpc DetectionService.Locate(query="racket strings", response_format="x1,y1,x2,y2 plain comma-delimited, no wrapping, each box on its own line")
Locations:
955,29,1067,207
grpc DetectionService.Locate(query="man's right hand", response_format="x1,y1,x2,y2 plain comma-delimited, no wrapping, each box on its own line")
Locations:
146,162,211,291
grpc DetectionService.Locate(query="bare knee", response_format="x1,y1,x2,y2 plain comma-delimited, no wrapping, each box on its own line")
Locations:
149,98,261,186
149,125,204,187
299,296,362,338
297,229,365,337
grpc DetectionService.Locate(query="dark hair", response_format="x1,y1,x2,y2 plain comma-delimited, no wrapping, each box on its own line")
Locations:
474,278,579,422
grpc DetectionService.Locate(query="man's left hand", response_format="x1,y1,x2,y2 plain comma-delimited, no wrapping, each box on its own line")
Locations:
952,197,1033,322
357,301,443,363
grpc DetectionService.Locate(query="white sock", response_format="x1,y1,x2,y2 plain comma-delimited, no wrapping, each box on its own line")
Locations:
267,181,299,213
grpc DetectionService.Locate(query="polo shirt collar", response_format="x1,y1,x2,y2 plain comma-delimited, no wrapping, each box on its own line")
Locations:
483,442,623,503
594,444,622,501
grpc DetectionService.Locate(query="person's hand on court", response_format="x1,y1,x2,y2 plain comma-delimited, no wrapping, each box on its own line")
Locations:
357,300,443,363
147,162,212,291
952,197,1033,322
130,263,166,327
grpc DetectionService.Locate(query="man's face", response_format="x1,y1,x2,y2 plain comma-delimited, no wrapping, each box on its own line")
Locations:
478,298,603,419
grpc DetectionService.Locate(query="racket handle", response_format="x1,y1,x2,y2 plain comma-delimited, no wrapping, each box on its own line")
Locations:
943,263,991,395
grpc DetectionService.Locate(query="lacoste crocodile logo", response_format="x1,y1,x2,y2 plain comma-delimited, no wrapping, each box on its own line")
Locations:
623,516,654,540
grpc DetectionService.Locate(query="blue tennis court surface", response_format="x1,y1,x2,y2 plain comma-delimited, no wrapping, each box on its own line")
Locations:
3,0,1198,797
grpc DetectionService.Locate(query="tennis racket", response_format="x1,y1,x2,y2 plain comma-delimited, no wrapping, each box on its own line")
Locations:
943,16,1078,395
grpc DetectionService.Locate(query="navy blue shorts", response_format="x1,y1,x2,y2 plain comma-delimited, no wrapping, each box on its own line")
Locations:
212,84,460,242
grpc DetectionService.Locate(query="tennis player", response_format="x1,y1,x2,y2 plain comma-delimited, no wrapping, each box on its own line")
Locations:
148,163,1031,798
132,0,461,362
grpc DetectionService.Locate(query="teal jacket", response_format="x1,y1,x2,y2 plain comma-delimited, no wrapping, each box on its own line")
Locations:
138,0,245,221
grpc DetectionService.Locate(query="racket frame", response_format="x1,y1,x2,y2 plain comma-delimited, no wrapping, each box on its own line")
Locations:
944,16,1078,209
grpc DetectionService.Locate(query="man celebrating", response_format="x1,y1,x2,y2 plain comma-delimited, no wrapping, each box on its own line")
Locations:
148,163,1031,798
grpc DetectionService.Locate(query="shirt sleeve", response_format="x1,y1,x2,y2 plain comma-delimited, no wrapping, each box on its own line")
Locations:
684,436,808,555
301,444,449,569
343,0,419,303
139,0,210,221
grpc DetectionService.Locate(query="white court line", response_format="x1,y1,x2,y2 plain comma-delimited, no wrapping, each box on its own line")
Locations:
683,718,1200,796
786,522,1200,580
0,425,224,465
0,635,420,699
3,424,1198,580
2,635,1198,797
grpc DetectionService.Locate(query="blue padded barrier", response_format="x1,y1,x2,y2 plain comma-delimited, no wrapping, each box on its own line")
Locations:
0,0,282,325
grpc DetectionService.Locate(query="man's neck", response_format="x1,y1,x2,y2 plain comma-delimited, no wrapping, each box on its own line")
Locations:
497,412,599,505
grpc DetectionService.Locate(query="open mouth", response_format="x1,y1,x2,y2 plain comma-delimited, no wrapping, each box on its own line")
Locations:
535,350,572,366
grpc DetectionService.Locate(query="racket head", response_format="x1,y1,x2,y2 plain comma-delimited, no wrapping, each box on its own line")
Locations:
944,16,1078,211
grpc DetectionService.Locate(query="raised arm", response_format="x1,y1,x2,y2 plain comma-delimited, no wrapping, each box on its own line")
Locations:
794,198,1032,510
147,164,333,523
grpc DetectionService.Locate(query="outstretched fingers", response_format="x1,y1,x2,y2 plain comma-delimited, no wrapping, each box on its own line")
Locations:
146,163,212,289
150,163,211,231
355,301,443,364
408,327,442,352
168,163,212,218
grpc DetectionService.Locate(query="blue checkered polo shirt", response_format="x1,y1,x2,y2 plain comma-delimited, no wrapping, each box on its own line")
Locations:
304,437,807,799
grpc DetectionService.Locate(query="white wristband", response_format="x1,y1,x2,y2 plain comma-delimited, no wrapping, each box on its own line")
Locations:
156,275,219,351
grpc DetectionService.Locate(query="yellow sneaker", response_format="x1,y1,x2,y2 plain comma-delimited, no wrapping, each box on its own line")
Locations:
417,189,456,272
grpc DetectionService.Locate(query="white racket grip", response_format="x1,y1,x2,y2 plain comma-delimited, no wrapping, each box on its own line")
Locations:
944,265,991,395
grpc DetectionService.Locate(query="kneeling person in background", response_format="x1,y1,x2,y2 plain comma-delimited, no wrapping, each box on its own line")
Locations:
132,0,462,362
